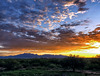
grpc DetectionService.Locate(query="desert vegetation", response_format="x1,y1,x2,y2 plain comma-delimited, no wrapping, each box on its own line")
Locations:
0,56,100,76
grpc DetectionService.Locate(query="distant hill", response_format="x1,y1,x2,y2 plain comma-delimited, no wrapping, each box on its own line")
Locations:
0,53,67,59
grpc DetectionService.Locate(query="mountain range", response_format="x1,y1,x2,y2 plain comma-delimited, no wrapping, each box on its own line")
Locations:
0,53,67,59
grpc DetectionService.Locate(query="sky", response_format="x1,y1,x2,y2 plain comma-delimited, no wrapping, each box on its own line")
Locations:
0,0,100,57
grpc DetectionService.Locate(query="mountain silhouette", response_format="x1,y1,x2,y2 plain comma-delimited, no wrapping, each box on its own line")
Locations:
0,53,67,59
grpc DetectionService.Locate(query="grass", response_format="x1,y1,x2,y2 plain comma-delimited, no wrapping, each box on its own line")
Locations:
0,69,85,76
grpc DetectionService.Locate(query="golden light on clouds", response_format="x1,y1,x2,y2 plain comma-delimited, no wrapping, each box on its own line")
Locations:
86,41,100,48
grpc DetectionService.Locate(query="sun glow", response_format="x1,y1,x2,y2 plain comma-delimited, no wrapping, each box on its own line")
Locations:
64,40,100,58
85,41,100,54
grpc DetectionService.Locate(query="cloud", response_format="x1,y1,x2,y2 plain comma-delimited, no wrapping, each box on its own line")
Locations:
91,0,96,2
0,20,88,51
60,20,90,28
0,0,99,56
78,8,89,11
0,23,100,56
0,0,89,32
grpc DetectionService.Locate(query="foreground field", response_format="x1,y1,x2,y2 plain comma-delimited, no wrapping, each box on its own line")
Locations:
0,57,100,76
0,69,85,76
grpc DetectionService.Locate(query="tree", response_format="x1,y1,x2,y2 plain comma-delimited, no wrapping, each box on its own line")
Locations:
4,59,22,70
61,57,85,71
